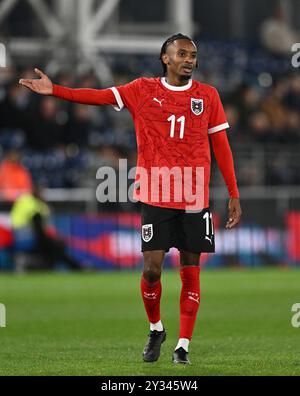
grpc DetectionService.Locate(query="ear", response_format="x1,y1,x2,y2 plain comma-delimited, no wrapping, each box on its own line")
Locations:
162,53,170,66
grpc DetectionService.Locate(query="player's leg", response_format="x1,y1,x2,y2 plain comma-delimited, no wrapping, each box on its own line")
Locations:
141,250,165,331
172,207,214,364
140,202,176,334
141,250,166,362
173,251,200,364
140,203,177,362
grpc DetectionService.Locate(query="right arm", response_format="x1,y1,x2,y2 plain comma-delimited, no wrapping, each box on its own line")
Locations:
19,68,118,107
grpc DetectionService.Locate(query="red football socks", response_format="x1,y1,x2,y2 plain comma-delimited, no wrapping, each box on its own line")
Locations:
179,266,200,340
140,275,162,325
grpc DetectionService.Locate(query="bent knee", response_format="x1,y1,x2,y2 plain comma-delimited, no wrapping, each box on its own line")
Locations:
143,267,162,283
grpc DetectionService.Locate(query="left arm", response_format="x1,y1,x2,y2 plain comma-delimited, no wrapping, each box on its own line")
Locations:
210,130,242,229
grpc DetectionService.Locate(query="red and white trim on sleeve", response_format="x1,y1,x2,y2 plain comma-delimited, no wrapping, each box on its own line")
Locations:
110,87,124,111
208,122,230,134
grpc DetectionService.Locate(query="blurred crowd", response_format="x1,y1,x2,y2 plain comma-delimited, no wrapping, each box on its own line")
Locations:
0,67,137,195
0,43,300,201
225,74,300,145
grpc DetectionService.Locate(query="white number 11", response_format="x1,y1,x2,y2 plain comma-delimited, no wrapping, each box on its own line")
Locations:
167,115,185,139
203,212,214,236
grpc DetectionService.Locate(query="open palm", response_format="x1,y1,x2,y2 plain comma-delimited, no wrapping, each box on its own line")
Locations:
19,68,53,95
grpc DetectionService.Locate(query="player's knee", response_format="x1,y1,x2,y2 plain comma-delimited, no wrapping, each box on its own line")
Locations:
143,253,163,282
143,266,161,283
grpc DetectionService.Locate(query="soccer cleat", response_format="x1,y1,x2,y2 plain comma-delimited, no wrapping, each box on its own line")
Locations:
172,347,191,364
142,329,166,362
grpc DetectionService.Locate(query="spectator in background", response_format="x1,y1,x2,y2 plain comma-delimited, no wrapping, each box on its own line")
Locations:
285,74,300,110
0,82,29,131
0,54,298,191
78,73,98,88
248,111,273,143
0,150,32,201
261,78,289,130
11,186,82,271
285,110,300,143
260,5,300,56
0,82,30,149
64,104,91,147
0,65,16,87
230,83,261,128
28,96,64,150
56,71,75,87
223,104,243,142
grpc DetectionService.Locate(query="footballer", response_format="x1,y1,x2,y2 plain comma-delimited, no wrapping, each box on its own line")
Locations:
19,33,242,364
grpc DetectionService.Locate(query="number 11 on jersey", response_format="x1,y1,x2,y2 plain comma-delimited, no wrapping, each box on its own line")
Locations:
168,115,185,139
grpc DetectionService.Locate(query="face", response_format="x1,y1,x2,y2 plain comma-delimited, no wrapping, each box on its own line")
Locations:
162,39,197,80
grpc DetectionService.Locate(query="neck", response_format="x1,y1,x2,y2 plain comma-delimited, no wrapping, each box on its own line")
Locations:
165,74,190,87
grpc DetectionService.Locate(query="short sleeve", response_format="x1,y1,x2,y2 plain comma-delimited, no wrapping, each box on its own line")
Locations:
208,88,229,134
109,78,141,114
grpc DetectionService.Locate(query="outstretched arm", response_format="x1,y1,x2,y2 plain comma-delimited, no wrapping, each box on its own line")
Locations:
19,68,117,106
210,130,242,229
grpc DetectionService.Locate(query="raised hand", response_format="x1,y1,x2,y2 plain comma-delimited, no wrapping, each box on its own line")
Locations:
226,198,242,229
19,68,53,95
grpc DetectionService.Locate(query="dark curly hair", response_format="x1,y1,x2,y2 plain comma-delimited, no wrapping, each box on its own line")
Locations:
159,33,195,75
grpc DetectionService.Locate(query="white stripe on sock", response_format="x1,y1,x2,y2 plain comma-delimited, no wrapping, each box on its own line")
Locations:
175,338,189,352
150,320,164,332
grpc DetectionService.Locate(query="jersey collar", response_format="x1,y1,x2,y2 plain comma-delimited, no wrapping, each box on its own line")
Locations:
161,77,192,91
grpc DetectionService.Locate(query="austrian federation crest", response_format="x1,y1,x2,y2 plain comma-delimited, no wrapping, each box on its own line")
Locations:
142,224,153,242
191,98,204,115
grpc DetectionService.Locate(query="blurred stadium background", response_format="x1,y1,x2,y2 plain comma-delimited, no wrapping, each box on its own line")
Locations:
1,0,300,378
0,0,300,271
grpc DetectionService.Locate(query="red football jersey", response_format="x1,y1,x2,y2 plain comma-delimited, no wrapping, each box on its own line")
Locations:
110,77,229,210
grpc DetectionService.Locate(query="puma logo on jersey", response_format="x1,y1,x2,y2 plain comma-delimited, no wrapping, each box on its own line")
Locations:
153,98,164,106
205,236,213,244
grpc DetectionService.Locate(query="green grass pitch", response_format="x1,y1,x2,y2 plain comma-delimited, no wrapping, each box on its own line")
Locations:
0,269,300,376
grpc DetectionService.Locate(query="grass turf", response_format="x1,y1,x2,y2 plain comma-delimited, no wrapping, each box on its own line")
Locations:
0,268,300,376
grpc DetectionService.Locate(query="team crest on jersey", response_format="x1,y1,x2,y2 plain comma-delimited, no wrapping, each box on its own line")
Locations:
142,224,153,242
191,98,204,115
